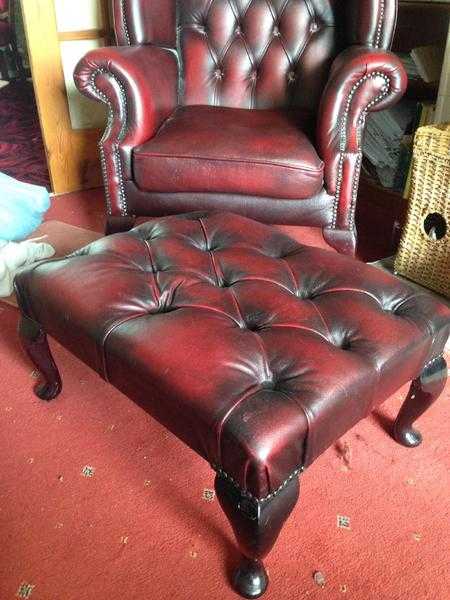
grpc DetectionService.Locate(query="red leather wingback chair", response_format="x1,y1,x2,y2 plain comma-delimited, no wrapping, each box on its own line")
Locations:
75,0,406,255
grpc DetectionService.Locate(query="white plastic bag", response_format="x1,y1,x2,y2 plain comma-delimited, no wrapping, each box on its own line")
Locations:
0,237,55,297
0,172,51,241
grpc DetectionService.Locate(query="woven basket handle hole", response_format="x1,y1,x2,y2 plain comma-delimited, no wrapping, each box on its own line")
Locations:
423,213,447,240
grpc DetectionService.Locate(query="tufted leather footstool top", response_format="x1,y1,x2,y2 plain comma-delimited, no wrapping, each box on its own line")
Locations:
15,213,450,500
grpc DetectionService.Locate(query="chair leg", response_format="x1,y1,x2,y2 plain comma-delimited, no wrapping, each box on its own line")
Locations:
105,215,136,235
393,356,447,447
215,472,300,599
18,315,62,401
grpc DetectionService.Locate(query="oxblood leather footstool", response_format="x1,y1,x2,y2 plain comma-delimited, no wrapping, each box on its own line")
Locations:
15,212,449,598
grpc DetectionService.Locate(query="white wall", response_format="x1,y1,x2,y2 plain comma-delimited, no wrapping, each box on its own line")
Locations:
54,0,107,130
54,0,102,32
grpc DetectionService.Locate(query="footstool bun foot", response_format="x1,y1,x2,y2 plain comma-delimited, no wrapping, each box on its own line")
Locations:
18,315,62,401
394,426,422,448
215,472,300,598
35,381,63,402
233,557,268,599
393,356,447,447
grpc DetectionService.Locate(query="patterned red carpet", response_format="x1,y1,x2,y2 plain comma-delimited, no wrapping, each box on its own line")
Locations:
0,81,50,188
0,191,449,600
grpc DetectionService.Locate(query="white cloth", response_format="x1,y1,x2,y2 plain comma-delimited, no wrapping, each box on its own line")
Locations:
0,237,55,297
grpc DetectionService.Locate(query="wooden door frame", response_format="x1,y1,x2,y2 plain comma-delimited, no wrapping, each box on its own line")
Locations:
20,0,110,194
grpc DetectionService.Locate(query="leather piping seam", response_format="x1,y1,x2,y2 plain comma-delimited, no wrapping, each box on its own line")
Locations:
332,70,390,229
135,151,324,174
213,384,264,468
120,0,131,46
100,312,149,381
306,298,333,341
198,217,224,287
279,255,299,293
214,464,304,504
142,240,162,301
89,68,129,216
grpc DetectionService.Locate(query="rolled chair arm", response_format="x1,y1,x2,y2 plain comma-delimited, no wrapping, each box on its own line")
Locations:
317,46,407,234
74,45,179,217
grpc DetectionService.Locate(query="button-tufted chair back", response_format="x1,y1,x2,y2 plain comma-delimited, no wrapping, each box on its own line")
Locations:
179,0,345,110
112,0,397,110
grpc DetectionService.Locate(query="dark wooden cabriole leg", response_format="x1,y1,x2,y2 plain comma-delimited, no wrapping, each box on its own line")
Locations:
18,315,62,401
105,215,136,235
215,472,300,599
393,356,447,447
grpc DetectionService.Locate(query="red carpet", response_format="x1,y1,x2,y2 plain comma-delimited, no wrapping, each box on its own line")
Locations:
44,188,106,233
0,81,50,188
0,191,449,600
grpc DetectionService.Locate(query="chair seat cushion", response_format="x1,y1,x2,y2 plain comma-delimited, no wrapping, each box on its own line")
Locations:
133,106,323,200
15,213,450,499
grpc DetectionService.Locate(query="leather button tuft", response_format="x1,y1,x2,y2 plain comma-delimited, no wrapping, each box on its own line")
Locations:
214,68,223,79
158,305,177,314
385,303,403,315
273,25,281,37
261,380,275,390
287,71,296,84
297,291,310,300
235,25,242,35
310,22,319,32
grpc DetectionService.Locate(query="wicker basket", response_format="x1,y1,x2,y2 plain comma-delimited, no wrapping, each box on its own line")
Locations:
394,123,450,298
